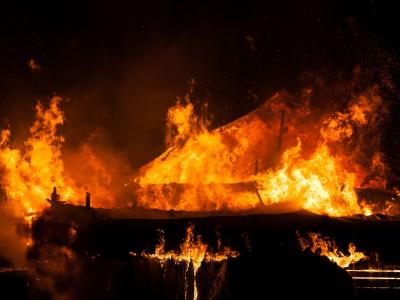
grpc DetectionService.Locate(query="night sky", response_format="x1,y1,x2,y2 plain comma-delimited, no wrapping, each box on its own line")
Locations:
0,0,399,168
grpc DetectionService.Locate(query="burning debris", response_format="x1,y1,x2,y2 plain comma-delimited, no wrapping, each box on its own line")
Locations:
297,231,368,268
143,224,239,300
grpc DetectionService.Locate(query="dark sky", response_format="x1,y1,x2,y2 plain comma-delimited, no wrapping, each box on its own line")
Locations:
0,0,399,167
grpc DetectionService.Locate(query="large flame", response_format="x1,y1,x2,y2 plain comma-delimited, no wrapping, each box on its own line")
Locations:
0,97,115,216
0,88,392,217
255,140,366,216
298,232,368,268
0,97,79,215
143,225,239,300
136,89,387,216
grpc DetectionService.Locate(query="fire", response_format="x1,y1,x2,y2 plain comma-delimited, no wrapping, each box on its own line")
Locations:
255,140,366,216
143,225,239,300
0,97,118,216
136,95,294,210
0,97,80,215
165,97,207,148
0,88,392,217
298,232,368,268
136,89,388,216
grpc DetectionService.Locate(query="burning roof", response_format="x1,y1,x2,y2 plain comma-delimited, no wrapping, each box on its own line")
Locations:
135,89,396,216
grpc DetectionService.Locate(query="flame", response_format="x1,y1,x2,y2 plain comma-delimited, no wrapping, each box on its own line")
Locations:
0,97,80,215
143,225,239,300
255,140,368,216
320,95,374,142
165,98,207,148
136,90,387,216
0,88,392,217
0,97,118,216
298,232,368,268
137,95,292,210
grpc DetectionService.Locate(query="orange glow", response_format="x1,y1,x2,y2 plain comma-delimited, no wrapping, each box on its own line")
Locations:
143,225,239,300
0,97,80,216
255,140,367,216
0,88,393,217
0,97,115,217
298,232,368,268
136,90,388,216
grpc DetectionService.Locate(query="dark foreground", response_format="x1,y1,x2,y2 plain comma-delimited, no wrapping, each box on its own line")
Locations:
2,204,400,300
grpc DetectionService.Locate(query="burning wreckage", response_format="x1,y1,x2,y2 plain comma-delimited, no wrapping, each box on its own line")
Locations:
1,91,400,299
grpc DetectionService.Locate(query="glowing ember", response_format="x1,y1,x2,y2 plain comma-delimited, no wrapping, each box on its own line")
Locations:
27,58,42,72
143,225,239,300
297,232,368,268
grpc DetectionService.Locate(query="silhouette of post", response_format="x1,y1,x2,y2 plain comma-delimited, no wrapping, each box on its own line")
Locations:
86,192,91,209
47,187,62,207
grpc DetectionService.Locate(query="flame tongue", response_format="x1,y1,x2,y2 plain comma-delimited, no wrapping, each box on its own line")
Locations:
0,97,80,215
298,232,368,268
255,141,366,216
143,225,239,300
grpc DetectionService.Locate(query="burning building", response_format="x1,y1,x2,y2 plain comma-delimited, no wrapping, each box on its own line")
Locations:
0,85,399,299
1,1,400,300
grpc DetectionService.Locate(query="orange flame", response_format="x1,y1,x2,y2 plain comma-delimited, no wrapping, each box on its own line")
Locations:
136,90,388,216
255,140,368,216
0,89,392,217
0,97,118,216
0,97,80,215
143,225,239,300
298,232,368,268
